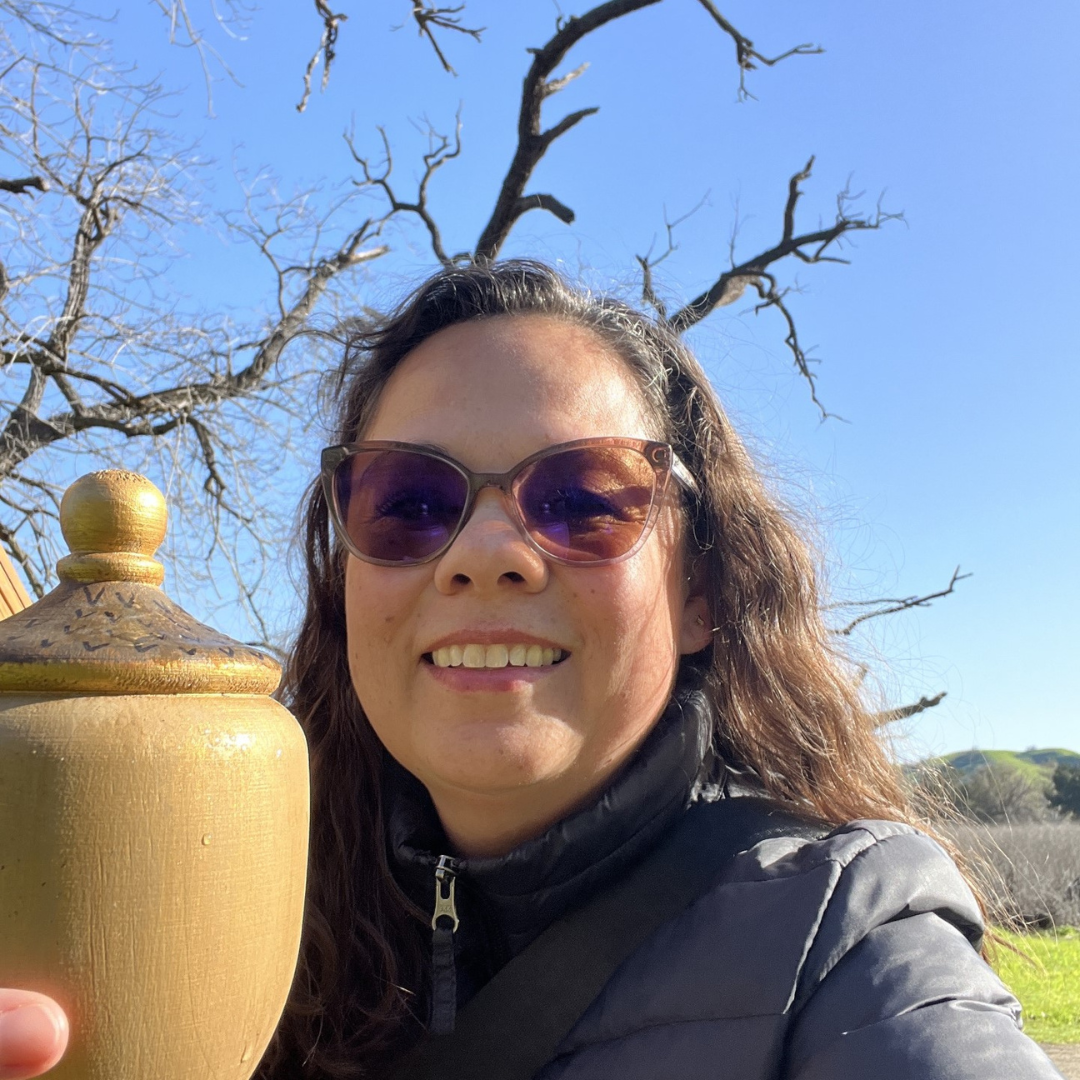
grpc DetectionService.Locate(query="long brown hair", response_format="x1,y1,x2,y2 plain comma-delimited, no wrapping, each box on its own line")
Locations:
259,260,959,1078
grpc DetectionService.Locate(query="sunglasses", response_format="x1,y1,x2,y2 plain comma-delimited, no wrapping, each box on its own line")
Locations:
321,437,698,567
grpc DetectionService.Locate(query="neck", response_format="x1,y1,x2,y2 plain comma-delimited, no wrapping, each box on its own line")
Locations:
427,759,630,858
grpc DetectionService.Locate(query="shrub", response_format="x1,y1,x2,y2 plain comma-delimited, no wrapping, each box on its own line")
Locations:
954,762,1053,824
909,759,1054,825
946,820,1080,929
1049,763,1080,819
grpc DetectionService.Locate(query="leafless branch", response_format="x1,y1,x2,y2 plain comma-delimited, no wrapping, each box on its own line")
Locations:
543,60,588,97
635,194,711,318
0,231,390,476
830,567,972,636
474,0,662,261
149,0,249,111
666,158,884,330
0,175,48,194
347,113,463,267
0,214,390,476
872,692,947,728
297,0,347,113
664,158,899,414
410,2,484,76
0,1,93,54
471,0,819,261
693,0,822,100
748,274,837,418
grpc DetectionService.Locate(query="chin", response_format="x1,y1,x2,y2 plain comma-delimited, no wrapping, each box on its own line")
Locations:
416,717,581,796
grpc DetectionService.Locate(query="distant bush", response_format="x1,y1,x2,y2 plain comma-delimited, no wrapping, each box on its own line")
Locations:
911,760,1054,824
1049,763,1080,819
947,820,1080,929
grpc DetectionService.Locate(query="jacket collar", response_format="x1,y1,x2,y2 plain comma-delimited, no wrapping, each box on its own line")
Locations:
385,688,714,955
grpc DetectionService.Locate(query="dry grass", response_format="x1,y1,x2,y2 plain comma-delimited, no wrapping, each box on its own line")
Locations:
946,820,1080,929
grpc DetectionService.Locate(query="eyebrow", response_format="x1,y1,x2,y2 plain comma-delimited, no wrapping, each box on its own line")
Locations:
396,440,451,456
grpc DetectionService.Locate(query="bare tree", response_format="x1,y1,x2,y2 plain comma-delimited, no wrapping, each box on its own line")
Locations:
1,1,927,670
0,5,390,638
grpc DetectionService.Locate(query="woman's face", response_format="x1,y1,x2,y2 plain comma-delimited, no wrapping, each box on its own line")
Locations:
344,315,711,854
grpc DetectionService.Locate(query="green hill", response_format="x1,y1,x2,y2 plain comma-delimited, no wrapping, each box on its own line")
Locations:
904,749,1080,822
923,748,1080,781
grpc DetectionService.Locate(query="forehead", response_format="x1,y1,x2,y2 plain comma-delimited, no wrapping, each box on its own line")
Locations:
364,316,655,463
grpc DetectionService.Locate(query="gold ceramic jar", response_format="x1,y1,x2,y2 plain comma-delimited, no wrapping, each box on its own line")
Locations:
0,471,309,1080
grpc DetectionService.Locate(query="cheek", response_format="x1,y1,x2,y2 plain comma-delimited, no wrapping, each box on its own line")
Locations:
579,550,685,690
562,562,683,775
343,561,419,707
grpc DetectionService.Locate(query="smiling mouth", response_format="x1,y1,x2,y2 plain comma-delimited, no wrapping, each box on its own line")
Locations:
423,644,568,669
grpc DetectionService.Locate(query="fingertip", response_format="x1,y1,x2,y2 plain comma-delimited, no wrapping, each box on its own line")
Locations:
0,994,69,1079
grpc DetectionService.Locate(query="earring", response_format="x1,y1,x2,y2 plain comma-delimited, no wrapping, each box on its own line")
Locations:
695,616,706,627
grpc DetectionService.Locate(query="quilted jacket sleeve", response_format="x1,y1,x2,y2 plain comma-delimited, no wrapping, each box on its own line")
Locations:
783,821,1064,1079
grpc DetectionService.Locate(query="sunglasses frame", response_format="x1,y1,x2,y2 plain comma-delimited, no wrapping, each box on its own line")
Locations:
321,436,699,568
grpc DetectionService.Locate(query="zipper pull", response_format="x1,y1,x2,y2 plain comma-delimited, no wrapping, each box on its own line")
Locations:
429,855,459,1035
432,855,460,932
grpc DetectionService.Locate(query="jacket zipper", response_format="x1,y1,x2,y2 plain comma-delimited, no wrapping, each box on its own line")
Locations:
429,854,460,1035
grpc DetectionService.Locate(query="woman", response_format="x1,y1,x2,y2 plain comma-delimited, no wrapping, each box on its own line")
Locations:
2,261,1063,1079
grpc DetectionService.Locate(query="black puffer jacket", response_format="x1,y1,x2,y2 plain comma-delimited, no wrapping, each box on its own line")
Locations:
388,692,1063,1079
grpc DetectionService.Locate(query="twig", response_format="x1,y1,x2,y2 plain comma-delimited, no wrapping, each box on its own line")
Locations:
347,112,463,267
0,520,45,599
692,0,822,100
297,0,347,113
635,194,711,317
410,2,484,76
831,567,972,637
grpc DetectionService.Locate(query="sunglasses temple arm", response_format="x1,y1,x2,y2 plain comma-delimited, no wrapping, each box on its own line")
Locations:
670,453,700,497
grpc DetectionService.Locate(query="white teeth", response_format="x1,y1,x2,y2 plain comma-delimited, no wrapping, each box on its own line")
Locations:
429,644,565,669
485,644,509,668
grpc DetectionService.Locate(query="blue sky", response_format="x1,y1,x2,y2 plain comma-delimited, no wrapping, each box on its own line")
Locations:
84,1,1079,758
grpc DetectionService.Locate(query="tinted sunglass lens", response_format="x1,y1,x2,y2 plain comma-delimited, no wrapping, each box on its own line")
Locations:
515,447,657,562
333,450,467,562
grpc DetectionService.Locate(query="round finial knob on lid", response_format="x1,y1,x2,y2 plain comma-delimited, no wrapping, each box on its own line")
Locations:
56,470,168,586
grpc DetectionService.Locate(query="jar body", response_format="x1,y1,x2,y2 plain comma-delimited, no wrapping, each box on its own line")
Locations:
0,692,309,1080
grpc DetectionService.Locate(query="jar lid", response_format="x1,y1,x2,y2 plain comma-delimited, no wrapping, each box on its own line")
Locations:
0,471,281,694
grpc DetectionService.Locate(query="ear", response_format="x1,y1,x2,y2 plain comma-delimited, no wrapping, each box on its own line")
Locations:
679,591,713,655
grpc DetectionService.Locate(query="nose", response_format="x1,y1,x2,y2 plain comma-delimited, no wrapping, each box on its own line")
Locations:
432,489,548,594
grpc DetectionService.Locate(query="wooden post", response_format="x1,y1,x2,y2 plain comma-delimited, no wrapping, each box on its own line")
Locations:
0,545,31,618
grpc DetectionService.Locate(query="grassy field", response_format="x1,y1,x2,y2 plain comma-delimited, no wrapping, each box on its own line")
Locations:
992,927,1080,1043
